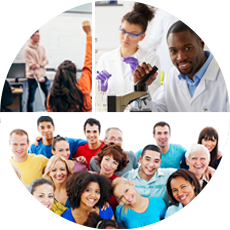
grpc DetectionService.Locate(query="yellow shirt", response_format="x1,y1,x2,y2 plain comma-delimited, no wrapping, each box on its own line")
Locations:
15,201,67,229
9,154,48,185
219,188,230,194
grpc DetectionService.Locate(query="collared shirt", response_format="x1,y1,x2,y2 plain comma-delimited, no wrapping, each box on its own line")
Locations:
123,166,176,206
165,197,216,229
178,51,214,97
199,173,209,188
15,201,67,229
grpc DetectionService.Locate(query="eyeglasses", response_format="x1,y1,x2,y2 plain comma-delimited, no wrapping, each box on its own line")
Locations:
108,137,123,142
119,26,144,40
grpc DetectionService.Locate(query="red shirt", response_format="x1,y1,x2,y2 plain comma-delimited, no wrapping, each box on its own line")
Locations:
72,142,104,169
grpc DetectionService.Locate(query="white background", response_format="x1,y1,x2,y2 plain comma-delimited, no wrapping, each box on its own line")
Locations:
1,112,230,156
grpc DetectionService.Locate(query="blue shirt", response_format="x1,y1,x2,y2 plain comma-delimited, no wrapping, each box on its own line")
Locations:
165,197,216,229
28,137,87,159
178,51,214,97
135,144,186,169
115,197,166,229
123,167,176,206
61,205,113,223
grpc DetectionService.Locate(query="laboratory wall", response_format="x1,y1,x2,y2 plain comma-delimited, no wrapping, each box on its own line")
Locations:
95,0,230,62
0,1,92,72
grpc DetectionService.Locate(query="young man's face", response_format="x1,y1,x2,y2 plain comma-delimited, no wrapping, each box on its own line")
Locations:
84,124,100,144
9,133,29,159
37,121,55,141
139,150,161,181
167,30,205,80
153,125,171,149
31,32,40,44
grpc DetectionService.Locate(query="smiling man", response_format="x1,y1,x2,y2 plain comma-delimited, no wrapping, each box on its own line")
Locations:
72,118,104,169
0,165,31,229
28,116,87,159
124,144,176,207
135,121,186,169
9,129,48,185
133,20,229,112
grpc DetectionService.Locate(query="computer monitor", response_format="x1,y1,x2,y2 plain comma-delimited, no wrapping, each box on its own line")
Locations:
7,63,26,82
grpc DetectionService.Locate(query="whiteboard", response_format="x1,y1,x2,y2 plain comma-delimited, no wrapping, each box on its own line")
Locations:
39,12,92,70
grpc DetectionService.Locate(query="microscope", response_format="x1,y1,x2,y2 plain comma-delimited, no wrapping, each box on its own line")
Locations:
107,66,158,112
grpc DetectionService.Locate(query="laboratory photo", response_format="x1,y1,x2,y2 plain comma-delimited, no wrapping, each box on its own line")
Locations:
1,3,92,112
1,112,229,229
95,1,229,112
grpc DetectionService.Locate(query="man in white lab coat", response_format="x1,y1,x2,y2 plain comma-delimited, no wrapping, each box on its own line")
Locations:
134,21,229,112
148,0,192,78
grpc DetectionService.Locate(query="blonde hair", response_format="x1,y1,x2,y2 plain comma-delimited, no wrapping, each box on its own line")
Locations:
43,155,73,189
224,159,230,177
112,177,133,214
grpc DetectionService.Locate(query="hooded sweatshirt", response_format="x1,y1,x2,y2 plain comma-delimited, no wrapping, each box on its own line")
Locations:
23,41,48,80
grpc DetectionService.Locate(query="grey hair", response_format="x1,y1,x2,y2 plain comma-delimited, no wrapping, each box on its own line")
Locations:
105,127,123,139
185,144,210,160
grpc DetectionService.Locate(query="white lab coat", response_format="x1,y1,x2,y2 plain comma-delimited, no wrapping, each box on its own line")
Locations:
148,9,179,79
96,46,161,96
146,56,229,112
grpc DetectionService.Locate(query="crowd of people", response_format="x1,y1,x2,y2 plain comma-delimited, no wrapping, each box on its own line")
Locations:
9,116,222,228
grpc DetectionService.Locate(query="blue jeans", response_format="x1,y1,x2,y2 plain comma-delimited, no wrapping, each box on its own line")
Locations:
27,77,50,112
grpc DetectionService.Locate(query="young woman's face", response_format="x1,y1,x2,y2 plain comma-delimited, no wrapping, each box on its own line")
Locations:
52,140,70,160
215,204,230,229
119,20,145,51
113,182,137,205
201,136,217,153
49,160,68,184
100,154,119,177
81,182,100,208
33,184,54,209
170,176,196,206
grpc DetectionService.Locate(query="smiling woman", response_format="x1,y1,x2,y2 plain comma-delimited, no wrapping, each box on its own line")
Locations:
61,171,114,225
16,179,66,229
165,169,215,229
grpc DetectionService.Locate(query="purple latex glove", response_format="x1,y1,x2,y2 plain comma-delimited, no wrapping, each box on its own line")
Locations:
96,70,112,92
123,56,139,73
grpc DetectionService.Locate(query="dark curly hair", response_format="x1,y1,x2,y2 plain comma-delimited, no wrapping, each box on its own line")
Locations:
122,3,155,32
166,169,201,206
48,60,91,112
95,144,129,172
66,171,111,209
83,212,126,229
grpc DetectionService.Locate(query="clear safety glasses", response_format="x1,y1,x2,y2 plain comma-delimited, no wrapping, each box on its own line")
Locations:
119,26,144,40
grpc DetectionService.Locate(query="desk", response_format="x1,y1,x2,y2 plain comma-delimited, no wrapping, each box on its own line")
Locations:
6,88,23,112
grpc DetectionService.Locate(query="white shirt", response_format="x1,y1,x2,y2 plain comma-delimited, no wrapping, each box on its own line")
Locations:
96,45,161,97
146,55,229,112
148,2,192,78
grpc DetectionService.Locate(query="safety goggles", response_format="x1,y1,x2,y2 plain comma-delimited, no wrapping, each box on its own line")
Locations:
119,26,144,40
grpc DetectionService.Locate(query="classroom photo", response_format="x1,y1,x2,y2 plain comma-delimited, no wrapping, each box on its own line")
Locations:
0,1,94,112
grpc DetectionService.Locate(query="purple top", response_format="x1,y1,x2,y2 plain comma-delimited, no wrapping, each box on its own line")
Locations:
72,160,87,172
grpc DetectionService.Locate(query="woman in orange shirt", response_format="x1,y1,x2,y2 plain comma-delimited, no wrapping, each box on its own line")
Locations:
47,20,92,112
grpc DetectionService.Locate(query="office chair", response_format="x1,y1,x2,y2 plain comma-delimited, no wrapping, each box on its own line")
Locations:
0,80,14,112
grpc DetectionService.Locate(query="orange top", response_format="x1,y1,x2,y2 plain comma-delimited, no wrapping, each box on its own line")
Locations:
47,36,92,112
